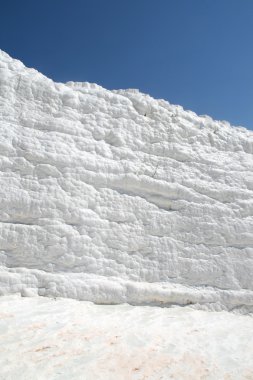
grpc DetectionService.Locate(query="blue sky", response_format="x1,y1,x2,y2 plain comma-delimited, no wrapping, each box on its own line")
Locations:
0,0,253,130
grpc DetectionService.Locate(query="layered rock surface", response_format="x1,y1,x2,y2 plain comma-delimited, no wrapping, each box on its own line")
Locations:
0,50,252,312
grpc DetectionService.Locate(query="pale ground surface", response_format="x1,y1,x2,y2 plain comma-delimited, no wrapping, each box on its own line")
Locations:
0,296,253,380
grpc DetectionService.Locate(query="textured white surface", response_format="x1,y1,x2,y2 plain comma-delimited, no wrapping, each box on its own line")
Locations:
0,296,253,380
0,50,253,311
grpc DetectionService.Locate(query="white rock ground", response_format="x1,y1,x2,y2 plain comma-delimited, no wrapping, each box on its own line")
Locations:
0,295,253,380
0,51,253,378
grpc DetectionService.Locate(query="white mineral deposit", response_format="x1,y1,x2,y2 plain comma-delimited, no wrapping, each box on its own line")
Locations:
0,50,252,379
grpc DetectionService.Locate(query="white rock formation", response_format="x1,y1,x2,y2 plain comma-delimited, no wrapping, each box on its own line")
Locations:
0,50,252,312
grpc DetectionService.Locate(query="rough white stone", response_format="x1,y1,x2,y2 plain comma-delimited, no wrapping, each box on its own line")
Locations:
0,50,253,312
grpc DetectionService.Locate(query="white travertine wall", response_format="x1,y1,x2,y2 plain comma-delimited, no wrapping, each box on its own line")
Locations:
0,50,252,312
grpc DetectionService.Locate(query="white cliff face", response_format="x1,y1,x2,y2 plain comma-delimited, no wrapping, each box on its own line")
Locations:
0,50,253,312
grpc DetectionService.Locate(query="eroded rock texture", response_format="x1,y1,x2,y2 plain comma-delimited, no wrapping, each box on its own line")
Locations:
0,50,253,312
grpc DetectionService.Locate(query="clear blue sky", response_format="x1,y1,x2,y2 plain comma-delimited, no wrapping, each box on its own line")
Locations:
1,0,253,130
